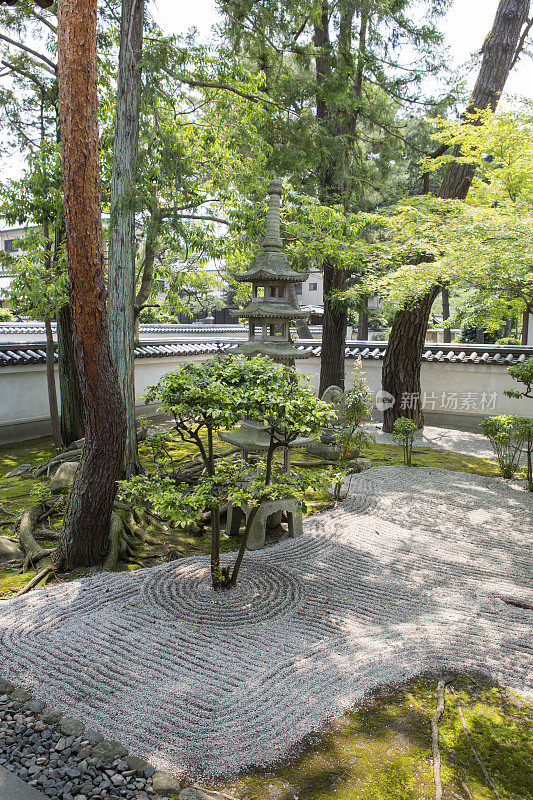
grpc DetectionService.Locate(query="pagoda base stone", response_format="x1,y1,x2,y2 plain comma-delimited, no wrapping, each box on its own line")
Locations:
226,499,303,551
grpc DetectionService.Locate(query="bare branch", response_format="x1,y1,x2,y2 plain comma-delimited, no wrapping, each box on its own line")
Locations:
510,17,533,69
0,32,56,72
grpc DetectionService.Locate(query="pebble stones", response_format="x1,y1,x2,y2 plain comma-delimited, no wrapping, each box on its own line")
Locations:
0,687,173,799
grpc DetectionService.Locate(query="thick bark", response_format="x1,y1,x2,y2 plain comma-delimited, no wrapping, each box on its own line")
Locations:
133,203,162,342
319,262,348,394
315,1,361,394
56,0,126,569
441,286,451,344
382,286,440,431
381,0,529,432
522,309,530,345
440,0,529,201
108,0,144,478
57,304,85,445
357,310,369,341
44,318,61,449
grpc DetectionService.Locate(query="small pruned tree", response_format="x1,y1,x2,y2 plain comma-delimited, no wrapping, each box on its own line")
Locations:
332,367,375,500
392,417,417,467
481,415,525,479
504,356,533,490
123,355,332,589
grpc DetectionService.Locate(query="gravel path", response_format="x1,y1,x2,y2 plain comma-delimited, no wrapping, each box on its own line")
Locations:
366,423,498,460
0,466,531,779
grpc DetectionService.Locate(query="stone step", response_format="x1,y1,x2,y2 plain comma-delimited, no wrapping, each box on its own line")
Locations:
0,766,49,800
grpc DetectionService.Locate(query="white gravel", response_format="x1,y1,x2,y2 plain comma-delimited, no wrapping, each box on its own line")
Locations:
0,466,531,778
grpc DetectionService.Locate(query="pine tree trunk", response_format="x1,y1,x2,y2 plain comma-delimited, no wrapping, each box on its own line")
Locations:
57,304,85,446
56,0,126,569
441,287,451,344
108,0,144,478
357,310,369,341
44,318,61,450
382,286,440,431
319,262,348,395
381,0,529,432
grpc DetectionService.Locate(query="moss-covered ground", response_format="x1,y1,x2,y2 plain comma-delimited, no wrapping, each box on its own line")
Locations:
0,432,526,599
1,436,532,798
209,674,532,800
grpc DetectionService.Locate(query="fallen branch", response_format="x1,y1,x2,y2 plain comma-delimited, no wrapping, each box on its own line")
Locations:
449,687,501,799
432,680,446,800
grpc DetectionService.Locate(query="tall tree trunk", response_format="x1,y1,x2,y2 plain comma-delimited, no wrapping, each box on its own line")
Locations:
319,262,348,394
108,0,144,478
315,2,348,394
441,286,451,344
358,310,369,341
44,318,61,450
56,0,126,569
42,225,61,450
522,309,530,345
381,0,530,432
57,304,85,445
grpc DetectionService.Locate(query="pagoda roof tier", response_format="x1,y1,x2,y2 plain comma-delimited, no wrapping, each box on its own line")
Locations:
219,425,315,451
234,252,309,283
231,301,310,319
233,342,312,359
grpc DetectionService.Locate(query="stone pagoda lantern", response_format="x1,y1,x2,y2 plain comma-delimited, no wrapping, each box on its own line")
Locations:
231,178,312,364
220,179,315,550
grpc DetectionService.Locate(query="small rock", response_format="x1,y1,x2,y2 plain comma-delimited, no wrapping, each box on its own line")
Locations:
178,789,211,800
10,688,32,703
111,774,126,786
91,740,129,761
84,728,104,746
49,461,80,493
0,536,25,563
125,755,152,776
55,737,66,752
42,707,63,724
60,717,85,737
26,699,46,713
152,771,181,796
347,457,372,473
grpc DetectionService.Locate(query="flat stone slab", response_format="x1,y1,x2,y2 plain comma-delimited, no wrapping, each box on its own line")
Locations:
0,766,48,800
0,467,531,778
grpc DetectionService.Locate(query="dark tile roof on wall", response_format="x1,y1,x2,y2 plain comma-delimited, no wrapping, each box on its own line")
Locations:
0,338,531,368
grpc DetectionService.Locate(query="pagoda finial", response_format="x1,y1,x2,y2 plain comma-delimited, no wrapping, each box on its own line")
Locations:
263,178,283,250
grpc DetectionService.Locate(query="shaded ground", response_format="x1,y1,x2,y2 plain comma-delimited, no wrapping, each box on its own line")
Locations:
212,674,532,800
0,466,530,777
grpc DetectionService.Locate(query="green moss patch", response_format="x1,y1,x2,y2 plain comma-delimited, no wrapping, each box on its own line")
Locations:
213,674,532,800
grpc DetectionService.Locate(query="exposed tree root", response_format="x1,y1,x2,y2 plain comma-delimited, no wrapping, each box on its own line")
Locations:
103,512,126,571
449,686,501,799
12,566,56,597
33,448,84,478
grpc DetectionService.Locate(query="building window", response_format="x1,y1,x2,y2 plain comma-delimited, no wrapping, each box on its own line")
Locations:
309,282,318,291
295,283,302,295
4,239,16,253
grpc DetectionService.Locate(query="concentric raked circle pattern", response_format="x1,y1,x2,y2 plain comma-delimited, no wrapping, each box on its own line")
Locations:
140,559,304,625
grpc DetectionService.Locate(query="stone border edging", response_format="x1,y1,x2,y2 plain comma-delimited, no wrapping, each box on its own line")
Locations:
0,676,213,799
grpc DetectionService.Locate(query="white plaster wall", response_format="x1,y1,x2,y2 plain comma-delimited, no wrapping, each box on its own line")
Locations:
0,353,531,444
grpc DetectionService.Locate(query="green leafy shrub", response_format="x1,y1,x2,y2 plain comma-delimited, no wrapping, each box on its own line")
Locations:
495,337,522,346
121,355,333,589
0,307,14,322
481,415,525,479
503,358,533,490
392,417,417,466
332,369,375,499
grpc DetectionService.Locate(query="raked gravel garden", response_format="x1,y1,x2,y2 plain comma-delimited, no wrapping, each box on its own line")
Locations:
0,447,532,799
